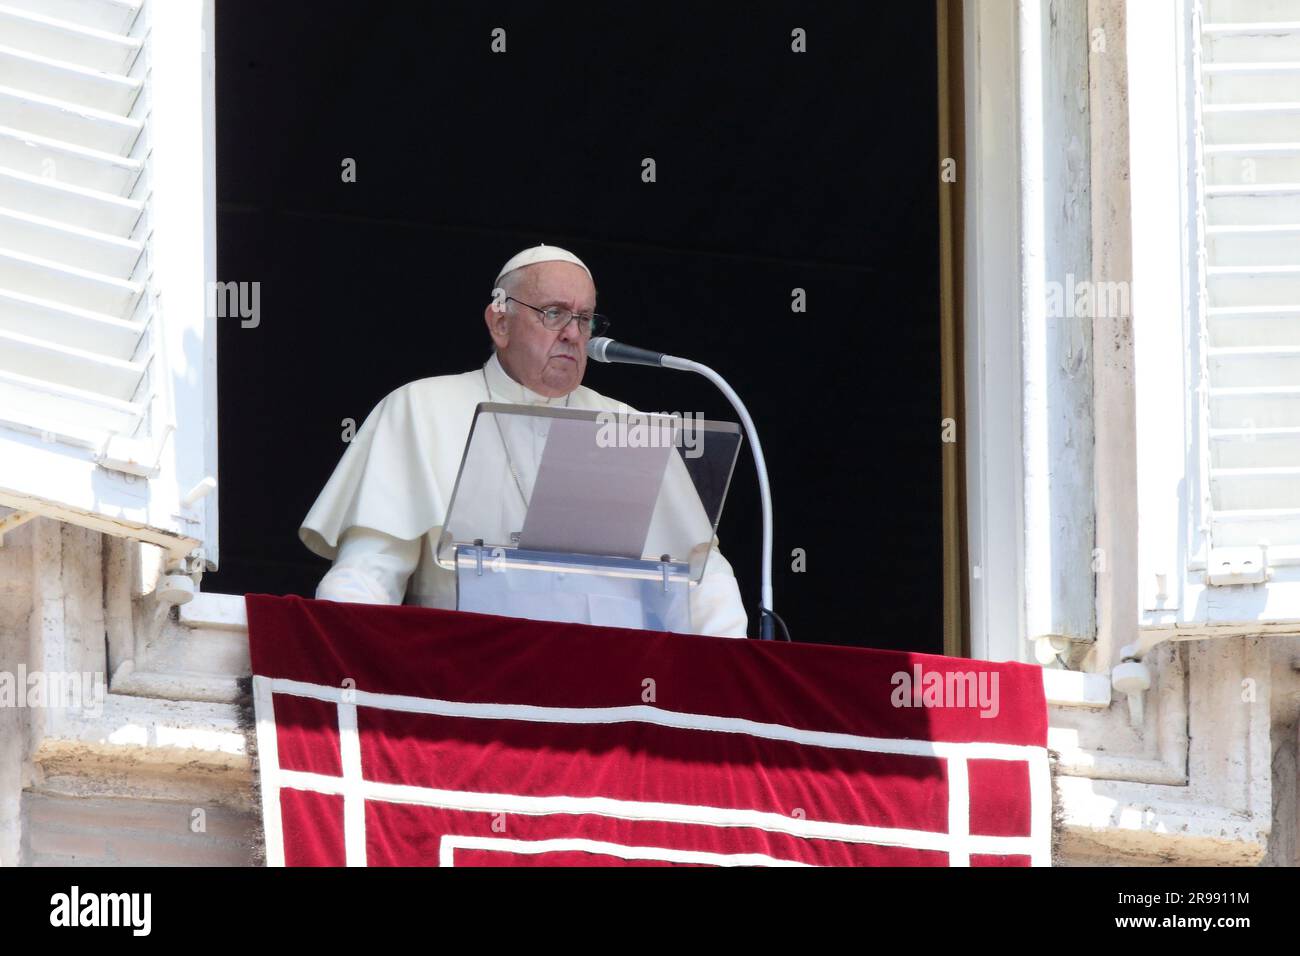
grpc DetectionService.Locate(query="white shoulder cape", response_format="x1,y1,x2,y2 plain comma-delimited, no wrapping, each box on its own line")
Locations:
299,363,635,561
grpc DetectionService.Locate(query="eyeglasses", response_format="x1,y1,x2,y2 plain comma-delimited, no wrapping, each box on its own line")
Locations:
506,296,610,339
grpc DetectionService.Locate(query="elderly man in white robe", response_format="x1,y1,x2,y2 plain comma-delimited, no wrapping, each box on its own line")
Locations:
299,244,749,637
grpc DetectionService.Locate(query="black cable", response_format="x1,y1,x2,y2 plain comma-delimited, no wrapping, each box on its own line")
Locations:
757,606,793,642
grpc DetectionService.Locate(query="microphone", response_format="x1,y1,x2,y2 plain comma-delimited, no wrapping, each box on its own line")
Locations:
586,336,668,367
585,336,780,640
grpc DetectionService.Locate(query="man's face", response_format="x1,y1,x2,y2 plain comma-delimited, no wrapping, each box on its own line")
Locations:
484,261,595,398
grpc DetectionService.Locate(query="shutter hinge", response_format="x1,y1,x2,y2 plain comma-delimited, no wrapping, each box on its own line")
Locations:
96,435,161,478
1206,544,1269,587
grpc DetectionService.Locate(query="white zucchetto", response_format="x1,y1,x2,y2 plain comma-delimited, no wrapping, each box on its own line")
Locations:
494,243,592,287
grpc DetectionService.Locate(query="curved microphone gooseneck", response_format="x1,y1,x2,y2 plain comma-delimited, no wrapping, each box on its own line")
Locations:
587,337,778,640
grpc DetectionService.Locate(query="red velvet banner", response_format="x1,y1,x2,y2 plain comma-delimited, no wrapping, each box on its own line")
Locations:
246,595,1050,867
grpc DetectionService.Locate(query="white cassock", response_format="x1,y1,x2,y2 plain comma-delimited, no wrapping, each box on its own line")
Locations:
299,350,749,637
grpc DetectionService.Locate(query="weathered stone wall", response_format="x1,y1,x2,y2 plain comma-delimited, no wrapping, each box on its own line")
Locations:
1,518,256,867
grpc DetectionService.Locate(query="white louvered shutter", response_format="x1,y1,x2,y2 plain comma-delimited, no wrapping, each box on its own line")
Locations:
1199,0,1300,586
0,0,217,565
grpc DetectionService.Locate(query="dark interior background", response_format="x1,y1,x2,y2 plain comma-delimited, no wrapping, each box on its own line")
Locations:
208,1,942,652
